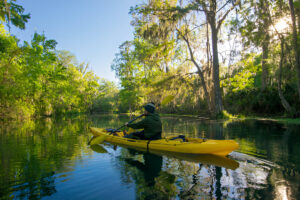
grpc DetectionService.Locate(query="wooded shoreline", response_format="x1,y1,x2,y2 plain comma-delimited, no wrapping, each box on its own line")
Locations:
1,1,299,121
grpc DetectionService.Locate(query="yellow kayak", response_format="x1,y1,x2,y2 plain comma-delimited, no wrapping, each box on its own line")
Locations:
89,127,239,156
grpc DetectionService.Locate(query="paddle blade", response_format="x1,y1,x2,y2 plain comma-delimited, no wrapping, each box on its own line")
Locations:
89,135,107,145
161,95,175,105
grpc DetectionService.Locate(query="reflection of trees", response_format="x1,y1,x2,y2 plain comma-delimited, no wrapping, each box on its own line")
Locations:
228,152,300,199
108,117,300,199
168,156,275,199
113,147,259,199
225,119,300,195
14,171,56,199
162,117,300,199
115,149,177,199
161,116,226,139
2,115,299,199
168,160,226,199
126,152,162,186
0,116,93,199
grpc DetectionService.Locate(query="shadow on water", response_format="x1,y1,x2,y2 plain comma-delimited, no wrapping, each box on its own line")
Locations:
0,114,299,199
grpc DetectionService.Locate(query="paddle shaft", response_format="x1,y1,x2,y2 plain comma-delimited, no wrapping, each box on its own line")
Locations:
114,114,145,132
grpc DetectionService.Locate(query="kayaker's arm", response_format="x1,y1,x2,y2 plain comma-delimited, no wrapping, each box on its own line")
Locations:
127,118,148,129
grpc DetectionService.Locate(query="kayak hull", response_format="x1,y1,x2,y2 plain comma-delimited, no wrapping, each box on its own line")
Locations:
89,127,239,156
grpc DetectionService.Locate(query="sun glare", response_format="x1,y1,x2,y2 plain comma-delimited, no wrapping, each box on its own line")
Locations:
271,18,290,34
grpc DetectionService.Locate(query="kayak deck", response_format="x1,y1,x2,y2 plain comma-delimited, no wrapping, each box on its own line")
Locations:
89,127,239,156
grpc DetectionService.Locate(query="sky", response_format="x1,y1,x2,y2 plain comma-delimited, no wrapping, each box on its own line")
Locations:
10,0,141,82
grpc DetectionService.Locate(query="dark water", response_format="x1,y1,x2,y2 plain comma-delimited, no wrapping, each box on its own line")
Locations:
0,115,299,200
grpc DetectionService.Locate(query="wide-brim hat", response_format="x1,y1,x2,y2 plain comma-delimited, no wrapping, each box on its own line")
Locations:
143,103,155,113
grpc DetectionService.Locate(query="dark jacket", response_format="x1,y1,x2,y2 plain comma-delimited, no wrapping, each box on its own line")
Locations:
127,112,162,139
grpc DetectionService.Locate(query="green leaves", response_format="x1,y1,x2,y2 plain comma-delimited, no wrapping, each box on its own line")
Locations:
0,0,30,30
0,24,101,119
221,54,262,93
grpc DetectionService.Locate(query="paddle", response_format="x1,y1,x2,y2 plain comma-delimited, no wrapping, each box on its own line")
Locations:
109,113,145,134
91,114,144,144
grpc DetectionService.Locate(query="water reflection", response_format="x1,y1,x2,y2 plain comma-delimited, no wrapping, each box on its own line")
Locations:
115,148,177,199
124,150,163,186
103,144,283,199
109,145,242,199
0,115,299,199
0,116,93,199
101,117,300,199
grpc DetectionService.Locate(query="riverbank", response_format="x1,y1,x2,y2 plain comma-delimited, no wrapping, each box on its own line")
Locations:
243,117,300,125
159,113,300,125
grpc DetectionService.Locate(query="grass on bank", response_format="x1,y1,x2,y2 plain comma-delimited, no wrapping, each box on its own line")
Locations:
243,117,300,125
159,111,300,125
112,108,300,125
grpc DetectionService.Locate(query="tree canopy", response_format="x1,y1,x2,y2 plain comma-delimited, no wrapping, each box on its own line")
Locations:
111,0,300,117
1,0,300,119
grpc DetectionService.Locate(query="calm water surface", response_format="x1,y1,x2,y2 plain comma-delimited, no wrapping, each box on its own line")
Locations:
0,114,299,199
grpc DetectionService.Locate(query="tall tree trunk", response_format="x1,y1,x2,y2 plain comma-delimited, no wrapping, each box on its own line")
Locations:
288,0,300,101
198,0,239,116
206,23,211,77
261,36,270,91
260,0,271,91
278,39,295,116
196,69,213,113
209,18,223,115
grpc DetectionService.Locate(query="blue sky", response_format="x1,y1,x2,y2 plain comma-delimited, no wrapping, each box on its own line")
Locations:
10,0,141,82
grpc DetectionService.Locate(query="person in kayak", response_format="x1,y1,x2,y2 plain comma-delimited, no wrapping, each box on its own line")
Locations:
124,102,162,140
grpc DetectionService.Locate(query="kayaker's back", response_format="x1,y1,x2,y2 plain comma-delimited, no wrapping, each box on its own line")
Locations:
144,112,162,139
127,112,162,140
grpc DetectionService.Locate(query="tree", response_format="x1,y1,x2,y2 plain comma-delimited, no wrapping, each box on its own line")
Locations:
0,0,30,30
129,0,241,116
0,26,101,119
288,0,300,101
194,0,241,115
238,0,272,91
111,41,144,113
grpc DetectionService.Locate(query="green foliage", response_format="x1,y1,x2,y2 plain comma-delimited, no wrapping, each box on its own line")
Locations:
224,88,283,115
0,0,30,29
221,54,262,92
111,0,300,117
216,110,236,119
3,0,298,119
92,79,119,113
0,25,101,119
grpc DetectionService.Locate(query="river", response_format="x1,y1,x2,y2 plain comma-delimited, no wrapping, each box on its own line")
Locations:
0,114,299,199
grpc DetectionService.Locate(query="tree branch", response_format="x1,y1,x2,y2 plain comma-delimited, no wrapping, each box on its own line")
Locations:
176,28,203,73
217,0,240,31
217,0,231,14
